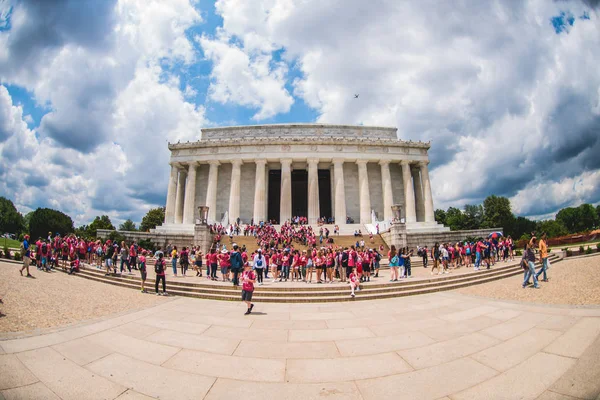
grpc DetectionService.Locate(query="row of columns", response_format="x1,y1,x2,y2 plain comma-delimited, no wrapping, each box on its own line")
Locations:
164,159,435,226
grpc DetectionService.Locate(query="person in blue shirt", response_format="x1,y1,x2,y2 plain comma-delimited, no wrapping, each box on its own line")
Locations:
20,234,33,277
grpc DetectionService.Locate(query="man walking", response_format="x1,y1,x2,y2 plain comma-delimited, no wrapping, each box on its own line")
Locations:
230,243,243,286
536,232,549,282
20,235,33,277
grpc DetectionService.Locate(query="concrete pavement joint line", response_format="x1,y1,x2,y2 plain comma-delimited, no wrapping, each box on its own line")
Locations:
353,379,367,400
540,350,579,360
160,347,184,367
202,376,219,400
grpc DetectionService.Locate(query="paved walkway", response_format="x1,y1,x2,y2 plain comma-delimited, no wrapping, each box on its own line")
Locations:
1,292,599,400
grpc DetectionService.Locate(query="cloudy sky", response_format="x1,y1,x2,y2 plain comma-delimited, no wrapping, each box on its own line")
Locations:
0,0,599,226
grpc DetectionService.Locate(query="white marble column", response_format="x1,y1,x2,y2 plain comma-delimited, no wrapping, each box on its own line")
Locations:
379,160,394,222
332,159,347,225
164,164,178,224
228,160,243,225
307,158,320,224
174,168,187,224
182,162,198,225
253,159,267,224
357,160,371,224
205,161,220,224
420,161,435,223
412,166,424,222
401,160,416,223
279,159,292,224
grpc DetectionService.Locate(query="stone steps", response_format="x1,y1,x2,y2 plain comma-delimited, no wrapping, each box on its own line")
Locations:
59,254,561,303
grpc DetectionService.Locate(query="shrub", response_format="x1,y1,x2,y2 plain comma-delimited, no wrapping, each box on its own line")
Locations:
579,245,585,254
596,243,600,251
138,239,156,252
585,246,593,255
13,251,22,261
515,249,522,256
566,249,573,257
3,246,9,258
108,231,126,245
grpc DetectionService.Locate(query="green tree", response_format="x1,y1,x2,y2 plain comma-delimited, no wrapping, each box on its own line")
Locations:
23,211,34,231
0,197,25,234
510,216,537,239
29,208,74,240
445,207,465,230
483,195,514,229
74,225,89,238
434,209,446,226
463,204,484,230
139,207,165,232
556,207,579,233
119,219,137,231
577,204,598,231
535,219,568,238
87,215,115,237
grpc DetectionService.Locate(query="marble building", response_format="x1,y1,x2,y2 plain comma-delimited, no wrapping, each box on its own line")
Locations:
155,124,448,235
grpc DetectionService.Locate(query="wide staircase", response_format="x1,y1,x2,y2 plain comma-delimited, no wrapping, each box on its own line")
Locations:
60,253,562,303
225,233,389,254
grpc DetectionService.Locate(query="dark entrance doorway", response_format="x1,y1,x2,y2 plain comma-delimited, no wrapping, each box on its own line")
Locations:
291,170,308,218
267,170,281,223
318,169,332,220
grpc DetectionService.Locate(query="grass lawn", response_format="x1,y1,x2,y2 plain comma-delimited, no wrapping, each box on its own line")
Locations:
1,238,21,249
556,239,600,250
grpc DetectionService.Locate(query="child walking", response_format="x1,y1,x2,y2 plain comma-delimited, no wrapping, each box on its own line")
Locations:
241,263,256,315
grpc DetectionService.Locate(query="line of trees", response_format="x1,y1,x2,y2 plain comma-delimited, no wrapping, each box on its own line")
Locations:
435,195,600,241
0,196,165,241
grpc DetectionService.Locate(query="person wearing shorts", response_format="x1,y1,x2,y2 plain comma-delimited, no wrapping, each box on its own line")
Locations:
241,263,256,315
20,235,33,277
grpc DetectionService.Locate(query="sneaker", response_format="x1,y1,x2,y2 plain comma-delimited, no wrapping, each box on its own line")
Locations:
350,293,355,297
163,292,169,296
156,292,161,296
244,310,251,315
356,287,361,292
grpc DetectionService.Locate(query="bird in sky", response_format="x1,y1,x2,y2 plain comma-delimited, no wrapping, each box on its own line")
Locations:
354,94,359,98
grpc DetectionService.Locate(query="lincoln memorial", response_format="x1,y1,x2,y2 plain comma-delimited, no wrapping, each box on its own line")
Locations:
155,124,448,235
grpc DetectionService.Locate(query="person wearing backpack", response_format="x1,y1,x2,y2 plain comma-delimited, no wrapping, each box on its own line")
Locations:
230,244,243,286
252,249,265,285
154,252,168,295
388,245,398,281
40,240,50,272
373,249,381,278
179,247,189,276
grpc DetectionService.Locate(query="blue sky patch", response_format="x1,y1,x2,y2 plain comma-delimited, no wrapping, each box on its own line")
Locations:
551,11,576,34
4,84,48,128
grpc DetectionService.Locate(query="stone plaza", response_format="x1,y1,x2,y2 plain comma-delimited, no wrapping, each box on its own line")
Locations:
1,288,599,400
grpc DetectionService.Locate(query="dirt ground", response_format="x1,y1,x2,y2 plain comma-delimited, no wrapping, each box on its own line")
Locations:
0,260,169,335
457,255,600,305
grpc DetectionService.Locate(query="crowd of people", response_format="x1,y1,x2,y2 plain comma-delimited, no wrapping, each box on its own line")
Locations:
15,225,551,315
